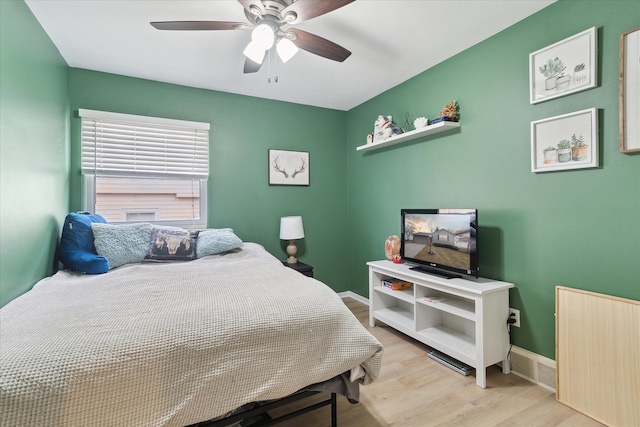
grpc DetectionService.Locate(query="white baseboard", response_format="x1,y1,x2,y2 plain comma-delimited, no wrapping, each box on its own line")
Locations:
338,292,556,392
338,291,369,305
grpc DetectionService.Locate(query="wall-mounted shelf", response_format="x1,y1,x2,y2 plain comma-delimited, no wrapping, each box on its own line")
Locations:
356,120,460,152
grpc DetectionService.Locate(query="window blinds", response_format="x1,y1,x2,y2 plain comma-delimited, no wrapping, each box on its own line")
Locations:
79,109,209,179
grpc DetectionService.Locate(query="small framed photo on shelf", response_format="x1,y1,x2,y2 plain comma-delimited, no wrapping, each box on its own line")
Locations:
529,27,597,104
268,149,309,186
531,108,598,173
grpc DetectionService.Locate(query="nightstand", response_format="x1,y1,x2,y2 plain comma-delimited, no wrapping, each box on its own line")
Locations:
282,261,314,278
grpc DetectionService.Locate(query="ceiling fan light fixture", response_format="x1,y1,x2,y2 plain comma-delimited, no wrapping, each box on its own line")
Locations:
251,23,275,50
276,38,299,63
243,40,265,64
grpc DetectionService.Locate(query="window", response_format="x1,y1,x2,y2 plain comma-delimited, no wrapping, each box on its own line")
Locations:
80,109,209,229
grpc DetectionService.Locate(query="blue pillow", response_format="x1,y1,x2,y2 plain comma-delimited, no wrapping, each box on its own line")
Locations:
196,228,243,258
57,211,109,274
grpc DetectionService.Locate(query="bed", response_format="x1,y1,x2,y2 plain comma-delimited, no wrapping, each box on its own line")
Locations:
0,242,382,426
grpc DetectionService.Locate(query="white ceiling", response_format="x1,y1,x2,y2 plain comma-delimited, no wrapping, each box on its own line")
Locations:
25,0,555,111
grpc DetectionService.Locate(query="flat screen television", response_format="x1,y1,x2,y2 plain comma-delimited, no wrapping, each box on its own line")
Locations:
400,208,478,279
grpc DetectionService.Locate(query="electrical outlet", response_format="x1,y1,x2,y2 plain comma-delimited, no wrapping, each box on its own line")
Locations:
508,308,520,328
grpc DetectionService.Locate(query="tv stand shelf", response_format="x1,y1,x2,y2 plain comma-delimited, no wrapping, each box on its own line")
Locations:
367,260,514,388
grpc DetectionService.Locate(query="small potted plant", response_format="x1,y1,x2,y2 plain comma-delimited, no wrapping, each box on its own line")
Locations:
543,146,557,164
557,139,571,162
539,57,566,90
570,134,588,161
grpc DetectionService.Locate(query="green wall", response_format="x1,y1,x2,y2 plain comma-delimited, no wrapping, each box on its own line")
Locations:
346,0,640,359
2,0,638,362
68,69,349,291
0,0,69,307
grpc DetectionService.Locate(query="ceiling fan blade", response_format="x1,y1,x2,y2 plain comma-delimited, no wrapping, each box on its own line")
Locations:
150,21,247,31
244,55,265,73
281,0,355,24
288,29,351,62
237,0,265,16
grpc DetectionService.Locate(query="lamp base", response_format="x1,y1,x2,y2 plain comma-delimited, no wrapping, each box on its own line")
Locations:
286,240,298,264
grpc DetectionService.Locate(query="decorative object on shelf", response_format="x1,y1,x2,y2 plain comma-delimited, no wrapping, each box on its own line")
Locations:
384,235,400,260
380,278,411,290
392,254,403,264
620,26,640,153
366,133,373,144
428,116,453,125
279,216,305,264
373,115,404,142
529,27,597,104
413,117,428,129
429,100,459,125
268,149,309,186
531,108,598,173
439,100,459,121
402,113,414,132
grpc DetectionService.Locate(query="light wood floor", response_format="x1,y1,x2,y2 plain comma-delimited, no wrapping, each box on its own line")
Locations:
271,298,604,427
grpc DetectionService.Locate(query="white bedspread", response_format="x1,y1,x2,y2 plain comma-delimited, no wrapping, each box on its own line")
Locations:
0,243,382,426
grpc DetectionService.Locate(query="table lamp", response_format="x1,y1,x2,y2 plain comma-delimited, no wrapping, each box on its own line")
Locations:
280,216,305,264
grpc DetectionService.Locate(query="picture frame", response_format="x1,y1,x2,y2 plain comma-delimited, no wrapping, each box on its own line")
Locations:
531,108,598,173
268,149,309,186
619,26,640,153
529,27,597,104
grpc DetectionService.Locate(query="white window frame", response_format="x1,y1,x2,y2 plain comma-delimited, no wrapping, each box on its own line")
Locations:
79,109,209,229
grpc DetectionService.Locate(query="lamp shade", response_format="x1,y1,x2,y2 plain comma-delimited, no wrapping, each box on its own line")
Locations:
243,40,266,64
279,216,304,240
276,38,299,63
251,23,275,50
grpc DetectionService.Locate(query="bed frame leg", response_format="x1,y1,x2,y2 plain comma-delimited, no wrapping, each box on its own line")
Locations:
331,393,337,427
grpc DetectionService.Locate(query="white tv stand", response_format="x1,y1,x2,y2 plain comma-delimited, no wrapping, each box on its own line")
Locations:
367,260,514,388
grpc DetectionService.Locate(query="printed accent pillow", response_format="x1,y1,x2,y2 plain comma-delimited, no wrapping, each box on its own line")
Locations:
196,228,243,258
57,211,109,274
146,227,198,261
91,222,153,269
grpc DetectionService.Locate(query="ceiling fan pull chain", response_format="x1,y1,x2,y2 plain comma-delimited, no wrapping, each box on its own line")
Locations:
267,47,272,83
266,47,279,83
273,48,278,83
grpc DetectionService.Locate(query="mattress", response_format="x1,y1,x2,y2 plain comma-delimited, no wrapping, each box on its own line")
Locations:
0,243,382,426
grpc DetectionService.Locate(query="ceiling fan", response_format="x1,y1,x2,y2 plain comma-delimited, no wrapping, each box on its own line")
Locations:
150,0,354,74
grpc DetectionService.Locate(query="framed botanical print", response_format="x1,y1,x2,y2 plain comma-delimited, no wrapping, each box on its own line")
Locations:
529,27,597,104
620,26,640,153
531,108,598,173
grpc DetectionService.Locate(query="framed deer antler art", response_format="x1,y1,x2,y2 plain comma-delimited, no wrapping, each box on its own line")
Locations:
268,149,310,186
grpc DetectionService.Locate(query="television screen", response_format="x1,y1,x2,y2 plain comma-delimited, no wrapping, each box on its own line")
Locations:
401,209,478,278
